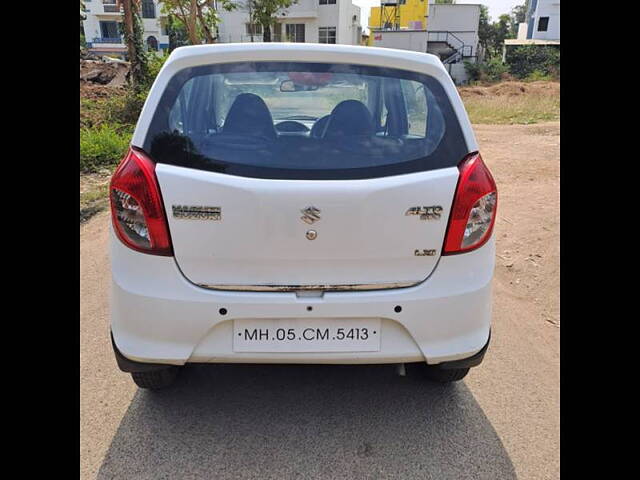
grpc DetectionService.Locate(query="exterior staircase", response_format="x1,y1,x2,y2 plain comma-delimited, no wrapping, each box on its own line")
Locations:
426,31,474,64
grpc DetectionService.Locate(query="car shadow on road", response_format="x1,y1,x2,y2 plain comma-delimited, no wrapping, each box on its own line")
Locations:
97,364,516,479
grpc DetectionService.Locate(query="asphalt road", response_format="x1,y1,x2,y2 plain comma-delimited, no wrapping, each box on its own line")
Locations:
80,122,560,479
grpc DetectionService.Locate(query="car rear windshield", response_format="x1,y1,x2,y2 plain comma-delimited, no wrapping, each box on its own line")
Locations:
143,62,469,180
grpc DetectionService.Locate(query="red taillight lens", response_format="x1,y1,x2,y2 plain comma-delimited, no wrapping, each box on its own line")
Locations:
109,147,173,256
443,153,497,255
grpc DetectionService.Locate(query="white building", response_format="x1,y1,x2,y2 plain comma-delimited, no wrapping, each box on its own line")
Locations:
82,0,169,57
370,2,480,85
525,0,560,41
426,2,480,85
216,0,362,45
426,2,480,60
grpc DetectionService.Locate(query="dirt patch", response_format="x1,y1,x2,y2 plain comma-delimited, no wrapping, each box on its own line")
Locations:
80,83,126,101
458,81,559,99
80,171,113,223
524,124,560,137
475,121,560,327
80,59,129,88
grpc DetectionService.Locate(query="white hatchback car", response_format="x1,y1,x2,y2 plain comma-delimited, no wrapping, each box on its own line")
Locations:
109,43,497,389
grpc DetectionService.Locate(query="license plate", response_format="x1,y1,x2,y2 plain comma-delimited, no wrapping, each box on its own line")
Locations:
233,318,381,353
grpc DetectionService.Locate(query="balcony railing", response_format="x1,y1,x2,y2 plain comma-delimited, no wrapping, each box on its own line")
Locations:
92,37,124,44
217,34,286,43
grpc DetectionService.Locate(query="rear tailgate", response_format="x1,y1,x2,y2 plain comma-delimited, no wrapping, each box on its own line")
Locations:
157,164,459,290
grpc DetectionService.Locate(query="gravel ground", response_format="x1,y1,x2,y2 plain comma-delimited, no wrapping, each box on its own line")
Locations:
80,122,559,479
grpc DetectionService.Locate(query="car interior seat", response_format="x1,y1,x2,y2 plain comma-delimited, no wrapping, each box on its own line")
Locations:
223,93,277,141
322,100,375,138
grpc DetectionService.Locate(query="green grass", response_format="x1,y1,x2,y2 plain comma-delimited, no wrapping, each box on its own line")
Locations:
463,93,560,125
80,88,137,220
80,98,103,128
80,183,109,207
80,124,131,173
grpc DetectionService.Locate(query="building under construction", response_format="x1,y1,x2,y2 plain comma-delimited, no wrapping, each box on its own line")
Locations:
367,1,481,85
368,0,427,34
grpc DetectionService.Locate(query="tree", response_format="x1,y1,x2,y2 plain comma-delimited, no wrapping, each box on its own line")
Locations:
509,1,530,38
491,14,511,56
248,0,297,42
511,1,529,23
478,5,521,60
80,1,86,49
477,5,493,60
118,0,150,91
162,0,237,44
166,14,190,49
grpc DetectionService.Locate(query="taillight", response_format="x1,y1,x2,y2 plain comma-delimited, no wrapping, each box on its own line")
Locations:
109,147,173,256
443,152,497,255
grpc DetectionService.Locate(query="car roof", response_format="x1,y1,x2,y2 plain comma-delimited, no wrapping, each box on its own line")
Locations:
162,43,448,78
169,42,441,64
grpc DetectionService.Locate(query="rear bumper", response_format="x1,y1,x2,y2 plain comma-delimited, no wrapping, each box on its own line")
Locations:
432,330,490,370
112,330,491,373
110,226,494,367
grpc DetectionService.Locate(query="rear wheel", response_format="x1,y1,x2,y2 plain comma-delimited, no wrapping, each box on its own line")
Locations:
407,363,469,383
131,367,179,389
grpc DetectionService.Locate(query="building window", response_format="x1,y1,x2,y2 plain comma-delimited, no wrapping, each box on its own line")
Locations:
141,0,156,19
319,0,337,4
273,23,282,41
99,21,120,40
147,35,159,51
319,27,336,44
286,24,305,43
246,23,263,35
102,0,119,13
537,16,549,32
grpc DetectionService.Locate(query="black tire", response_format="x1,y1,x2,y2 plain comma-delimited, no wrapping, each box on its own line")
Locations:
131,367,179,389
407,363,470,383
423,366,469,383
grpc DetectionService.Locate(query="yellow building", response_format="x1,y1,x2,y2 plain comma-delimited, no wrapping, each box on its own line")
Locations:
368,0,429,46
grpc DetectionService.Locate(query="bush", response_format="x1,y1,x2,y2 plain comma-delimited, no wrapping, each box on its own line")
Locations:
80,124,132,172
146,51,170,83
103,90,148,126
463,61,482,82
507,46,560,80
79,52,167,173
80,98,105,129
525,70,555,82
464,58,510,84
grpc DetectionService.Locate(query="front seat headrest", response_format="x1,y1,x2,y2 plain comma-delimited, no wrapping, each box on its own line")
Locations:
223,93,277,140
323,100,374,138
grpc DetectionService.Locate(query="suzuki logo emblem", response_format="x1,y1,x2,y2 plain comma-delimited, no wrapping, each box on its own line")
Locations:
300,206,321,224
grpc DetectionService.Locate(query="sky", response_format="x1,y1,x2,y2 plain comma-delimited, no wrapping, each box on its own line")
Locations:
353,0,523,33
